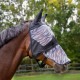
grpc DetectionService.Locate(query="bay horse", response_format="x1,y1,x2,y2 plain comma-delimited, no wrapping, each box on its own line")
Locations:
0,10,70,80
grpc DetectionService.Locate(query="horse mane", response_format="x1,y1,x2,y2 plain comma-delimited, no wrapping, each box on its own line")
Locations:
0,21,28,48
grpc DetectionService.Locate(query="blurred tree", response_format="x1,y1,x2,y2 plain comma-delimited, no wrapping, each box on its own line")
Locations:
50,0,80,63
0,0,80,63
26,0,80,63
0,0,27,30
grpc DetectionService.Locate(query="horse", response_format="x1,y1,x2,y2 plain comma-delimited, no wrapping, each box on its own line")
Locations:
0,10,70,80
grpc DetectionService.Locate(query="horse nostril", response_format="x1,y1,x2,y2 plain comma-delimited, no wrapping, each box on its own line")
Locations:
53,63,69,73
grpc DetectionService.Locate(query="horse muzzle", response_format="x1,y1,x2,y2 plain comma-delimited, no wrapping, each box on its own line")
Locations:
54,63,69,73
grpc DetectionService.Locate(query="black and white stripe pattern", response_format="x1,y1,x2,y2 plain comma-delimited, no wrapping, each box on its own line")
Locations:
30,9,71,63
30,24,71,64
44,45,71,64
30,24,55,46
0,23,26,47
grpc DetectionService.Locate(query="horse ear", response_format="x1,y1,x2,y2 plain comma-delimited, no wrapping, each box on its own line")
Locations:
34,9,43,23
41,14,47,22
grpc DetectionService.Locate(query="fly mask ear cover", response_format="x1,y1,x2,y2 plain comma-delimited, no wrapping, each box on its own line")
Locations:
41,13,47,23
30,9,43,30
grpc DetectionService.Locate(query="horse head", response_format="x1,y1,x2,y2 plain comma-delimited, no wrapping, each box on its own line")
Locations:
25,9,70,73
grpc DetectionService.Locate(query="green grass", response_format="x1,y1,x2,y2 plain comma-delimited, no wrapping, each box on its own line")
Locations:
13,73,80,80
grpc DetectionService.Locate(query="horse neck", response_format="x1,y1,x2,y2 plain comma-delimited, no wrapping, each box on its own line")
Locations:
0,28,29,80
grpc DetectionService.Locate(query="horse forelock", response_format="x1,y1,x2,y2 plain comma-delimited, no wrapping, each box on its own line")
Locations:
0,21,30,48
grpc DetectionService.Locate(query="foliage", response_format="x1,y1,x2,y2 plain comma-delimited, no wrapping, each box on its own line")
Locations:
0,0,80,63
